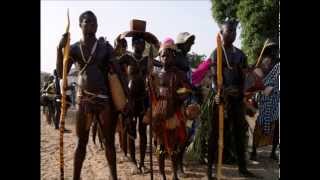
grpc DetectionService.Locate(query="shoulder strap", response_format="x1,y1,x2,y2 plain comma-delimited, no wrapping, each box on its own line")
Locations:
79,40,98,74
221,46,233,70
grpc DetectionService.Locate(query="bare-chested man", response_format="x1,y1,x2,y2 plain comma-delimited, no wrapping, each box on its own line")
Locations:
56,11,118,180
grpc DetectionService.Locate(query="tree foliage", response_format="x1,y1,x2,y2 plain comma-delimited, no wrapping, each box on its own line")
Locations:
211,0,240,25
188,52,207,69
211,0,279,64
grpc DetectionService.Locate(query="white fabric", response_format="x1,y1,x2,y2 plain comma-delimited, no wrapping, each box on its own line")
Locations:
60,79,72,95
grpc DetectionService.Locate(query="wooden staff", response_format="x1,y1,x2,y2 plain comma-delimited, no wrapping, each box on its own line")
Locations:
59,9,70,180
216,33,224,180
147,45,154,180
255,38,270,68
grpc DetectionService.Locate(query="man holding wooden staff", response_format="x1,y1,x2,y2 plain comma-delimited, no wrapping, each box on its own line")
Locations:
56,11,118,180
207,19,256,179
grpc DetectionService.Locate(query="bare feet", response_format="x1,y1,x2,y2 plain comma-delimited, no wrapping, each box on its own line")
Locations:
130,165,140,175
172,175,180,180
160,174,166,180
177,166,186,177
270,152,279,161
138,165,150,174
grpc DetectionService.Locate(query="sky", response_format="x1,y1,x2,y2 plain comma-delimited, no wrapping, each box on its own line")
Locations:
41,0,242,73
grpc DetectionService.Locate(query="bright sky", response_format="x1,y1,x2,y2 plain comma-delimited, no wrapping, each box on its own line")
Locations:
41,0,241,73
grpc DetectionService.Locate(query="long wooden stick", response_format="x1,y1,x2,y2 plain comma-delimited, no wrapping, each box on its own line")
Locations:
216,33,224,180
255,38,270,68
59,9,70,180
148,45,154,180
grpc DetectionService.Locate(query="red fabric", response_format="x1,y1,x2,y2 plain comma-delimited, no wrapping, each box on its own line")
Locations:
245,71,265,93
175,110,186,144
162,110,187,153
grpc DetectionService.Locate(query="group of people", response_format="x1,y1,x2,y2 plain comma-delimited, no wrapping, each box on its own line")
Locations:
50,10,279,180
40,69,75,131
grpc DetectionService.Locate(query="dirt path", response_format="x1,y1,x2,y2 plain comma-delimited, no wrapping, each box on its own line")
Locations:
41,111,279,180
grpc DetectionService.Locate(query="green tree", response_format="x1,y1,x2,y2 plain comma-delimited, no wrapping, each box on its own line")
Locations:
211,0,279,64
211,0,240,24
188,52,207,69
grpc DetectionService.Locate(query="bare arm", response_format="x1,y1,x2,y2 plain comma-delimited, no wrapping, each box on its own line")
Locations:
56,33,73,78
56,47,73,79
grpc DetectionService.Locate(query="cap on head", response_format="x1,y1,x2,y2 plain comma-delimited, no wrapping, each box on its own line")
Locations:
176,32,195,44
159,37,176,53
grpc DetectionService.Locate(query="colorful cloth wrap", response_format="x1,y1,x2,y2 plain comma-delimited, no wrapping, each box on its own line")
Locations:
162,109,186,154
191,58,212,86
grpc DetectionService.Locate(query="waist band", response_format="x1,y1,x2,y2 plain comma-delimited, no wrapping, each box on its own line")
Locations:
82,90,109,99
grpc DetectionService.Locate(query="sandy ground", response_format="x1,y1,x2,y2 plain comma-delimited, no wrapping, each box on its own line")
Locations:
41,109,279,180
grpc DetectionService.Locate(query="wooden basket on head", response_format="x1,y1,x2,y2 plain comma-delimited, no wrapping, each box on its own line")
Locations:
130,19,146,32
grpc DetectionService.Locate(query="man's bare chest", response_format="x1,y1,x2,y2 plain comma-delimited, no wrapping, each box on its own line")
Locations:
72,45,109,69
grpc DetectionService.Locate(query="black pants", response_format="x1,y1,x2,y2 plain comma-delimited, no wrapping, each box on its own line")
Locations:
272,120,279,152
208,99,248,171
54,101,61,129
47,101,55,125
